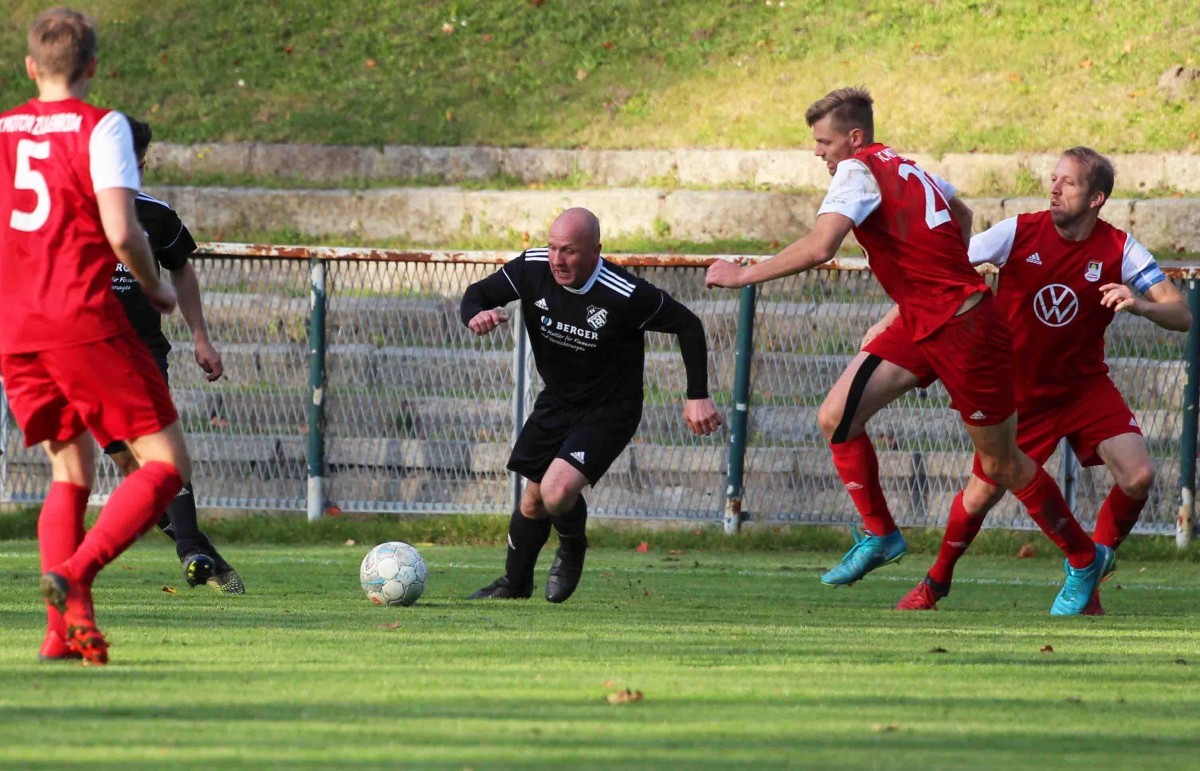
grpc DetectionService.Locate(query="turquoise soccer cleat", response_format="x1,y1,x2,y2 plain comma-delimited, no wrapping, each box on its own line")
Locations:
820,527,907,586
1050,544,1115,616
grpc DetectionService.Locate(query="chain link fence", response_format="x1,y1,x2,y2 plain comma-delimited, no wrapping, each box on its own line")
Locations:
1,248,1195,537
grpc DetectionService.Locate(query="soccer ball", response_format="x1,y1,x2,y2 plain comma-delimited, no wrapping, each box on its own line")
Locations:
360,542,427,606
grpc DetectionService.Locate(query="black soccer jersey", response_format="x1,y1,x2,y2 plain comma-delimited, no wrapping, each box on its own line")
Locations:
461,248,709,408
111,192,197,360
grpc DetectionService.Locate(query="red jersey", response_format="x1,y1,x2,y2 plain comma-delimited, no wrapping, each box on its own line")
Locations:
819,143,986,341
0,98,140,354
969,210,1164,408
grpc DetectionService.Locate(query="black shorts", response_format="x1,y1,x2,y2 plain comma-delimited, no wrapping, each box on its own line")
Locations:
103,353,170,455
507,397,642,485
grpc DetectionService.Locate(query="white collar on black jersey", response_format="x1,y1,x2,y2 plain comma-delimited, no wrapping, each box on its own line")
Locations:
562,257,605,295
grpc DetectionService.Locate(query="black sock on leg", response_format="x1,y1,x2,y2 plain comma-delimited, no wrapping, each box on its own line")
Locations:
551,496,588,552
165,483,207,560
505,509,551,592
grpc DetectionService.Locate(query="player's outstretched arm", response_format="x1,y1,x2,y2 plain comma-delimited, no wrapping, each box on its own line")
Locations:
705,213,853,289
1099,280,1192,332
460,265,521,336
170,262,223,381
97,187,176,314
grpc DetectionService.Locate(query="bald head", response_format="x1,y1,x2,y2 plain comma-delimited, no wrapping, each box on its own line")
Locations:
547,208,602,288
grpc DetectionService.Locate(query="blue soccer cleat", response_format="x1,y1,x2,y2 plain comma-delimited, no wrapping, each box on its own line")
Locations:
821,527,907,586
1050,544,1115,616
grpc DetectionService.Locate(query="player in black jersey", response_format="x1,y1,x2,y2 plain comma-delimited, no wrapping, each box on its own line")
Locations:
102,117,244,594
461,208,722,602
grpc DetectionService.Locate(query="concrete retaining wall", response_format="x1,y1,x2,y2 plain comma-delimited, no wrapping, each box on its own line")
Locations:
147,184,1200,254
150,142,1200,195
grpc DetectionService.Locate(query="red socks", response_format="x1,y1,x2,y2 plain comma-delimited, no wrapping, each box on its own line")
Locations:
829,434,896,536
927,491,986,587
59,462,184,585
38,482,90,635
1013,467,1094,568
1093,485,1147,549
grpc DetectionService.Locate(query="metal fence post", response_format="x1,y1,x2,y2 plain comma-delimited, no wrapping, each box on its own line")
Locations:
724,285,757,534
1178,279,1200,548
509,305,528,514
1059,439,1079,514
307,257,327,522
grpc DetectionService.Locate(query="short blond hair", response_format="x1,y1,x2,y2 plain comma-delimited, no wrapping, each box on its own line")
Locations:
28,7,97,84
805,87,874,143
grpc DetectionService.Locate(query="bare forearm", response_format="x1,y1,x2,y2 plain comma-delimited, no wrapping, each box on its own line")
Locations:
170,263,210,339
742,237,832,285
1138,299,1192,332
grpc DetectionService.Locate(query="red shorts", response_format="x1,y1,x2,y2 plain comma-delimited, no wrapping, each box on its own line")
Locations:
974,377,1141,484
1,335,178,448
863,293,1014,426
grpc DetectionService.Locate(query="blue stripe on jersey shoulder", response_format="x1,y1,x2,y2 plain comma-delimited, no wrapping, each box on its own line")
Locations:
1131,264,1166,294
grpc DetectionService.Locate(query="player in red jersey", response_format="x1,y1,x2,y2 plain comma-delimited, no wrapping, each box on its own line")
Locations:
706,87,1110,615
896,147,1191,613
0,8,191,664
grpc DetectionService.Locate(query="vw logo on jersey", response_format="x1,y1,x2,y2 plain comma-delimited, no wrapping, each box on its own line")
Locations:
1033,283,1079,327
585,305,608,330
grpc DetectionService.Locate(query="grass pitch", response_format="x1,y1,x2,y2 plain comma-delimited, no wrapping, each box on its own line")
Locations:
1,540,1198,769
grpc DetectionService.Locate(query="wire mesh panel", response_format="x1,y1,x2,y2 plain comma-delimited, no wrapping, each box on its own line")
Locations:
0,248,1194,537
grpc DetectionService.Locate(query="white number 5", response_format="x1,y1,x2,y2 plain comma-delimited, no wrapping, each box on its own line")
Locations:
11,139,51,232
898,163,952,231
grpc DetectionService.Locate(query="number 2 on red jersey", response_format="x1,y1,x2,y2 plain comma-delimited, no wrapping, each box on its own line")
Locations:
897,163,951,231
10,139,51,232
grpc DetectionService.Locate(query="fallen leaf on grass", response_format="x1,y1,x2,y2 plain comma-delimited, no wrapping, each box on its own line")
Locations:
1138,567,1147,573
870,723,899,733
605,689,643,705
162,586,178,594
1017,543,1037,559
377,621,403,630
668,549,685,555
121,565,134,571
1041,645,1054,653
1065,695,1082,703
600,571,614,579
929,647,948,654
343,538,356,547
602,679,618,688
635,542,649,553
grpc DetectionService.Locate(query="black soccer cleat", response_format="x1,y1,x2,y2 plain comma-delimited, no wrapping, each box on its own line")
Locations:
545,541,587,604
467,575,532,600
182,553,216,588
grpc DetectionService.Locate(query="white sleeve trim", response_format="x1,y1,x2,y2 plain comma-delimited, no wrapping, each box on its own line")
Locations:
817,159,881,226
89,111,140,193
968,217,1018,267
1120,233,1158,285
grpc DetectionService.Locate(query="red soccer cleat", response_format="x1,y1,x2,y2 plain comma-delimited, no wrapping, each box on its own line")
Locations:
38,630,82,662
1081,591,1105,616
64,623,109,666
896,576,947,611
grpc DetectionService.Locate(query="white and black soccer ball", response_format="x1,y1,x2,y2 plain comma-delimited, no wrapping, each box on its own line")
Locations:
360,542,427,606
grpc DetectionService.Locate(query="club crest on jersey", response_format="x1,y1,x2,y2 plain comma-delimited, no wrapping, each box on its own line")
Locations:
1033,283,1079,327
1084,260,1102,282
585,305,608,330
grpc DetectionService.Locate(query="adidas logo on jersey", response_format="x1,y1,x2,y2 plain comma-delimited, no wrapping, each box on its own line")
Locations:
1025,253,1042,265
570,451,586,464
1129,417,1139,427
535,298,549,310
970,410,987,421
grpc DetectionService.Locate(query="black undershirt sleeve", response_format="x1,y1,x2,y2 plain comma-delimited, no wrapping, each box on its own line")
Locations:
460,263,521,326
638,288,710,400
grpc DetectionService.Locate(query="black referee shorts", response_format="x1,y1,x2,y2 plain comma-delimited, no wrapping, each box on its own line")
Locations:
507,397,642,485
103,352,170,455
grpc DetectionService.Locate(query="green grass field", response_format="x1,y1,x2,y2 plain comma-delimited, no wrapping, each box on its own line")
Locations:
2,538,1198,769
3,1,1199,152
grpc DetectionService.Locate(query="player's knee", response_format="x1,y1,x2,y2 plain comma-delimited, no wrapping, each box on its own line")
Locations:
540,483,579,517
519,495,548,520
1119,462,1155,499
816,399,844,441
963,482,1004,516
